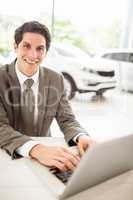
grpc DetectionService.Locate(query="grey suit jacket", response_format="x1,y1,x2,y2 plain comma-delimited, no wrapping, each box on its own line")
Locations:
0,60,87,158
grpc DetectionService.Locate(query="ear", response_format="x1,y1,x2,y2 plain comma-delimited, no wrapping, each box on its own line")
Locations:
14,42,18,53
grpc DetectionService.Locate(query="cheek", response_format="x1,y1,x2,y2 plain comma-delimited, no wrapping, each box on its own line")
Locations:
17,48,25,56
39,53,46,60
42,51,47,59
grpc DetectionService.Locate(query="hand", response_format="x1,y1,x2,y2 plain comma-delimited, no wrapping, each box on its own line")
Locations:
77,135,96,157
29,144,80,172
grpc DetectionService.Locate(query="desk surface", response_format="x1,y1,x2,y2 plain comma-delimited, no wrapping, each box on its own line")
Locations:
0,137,133,200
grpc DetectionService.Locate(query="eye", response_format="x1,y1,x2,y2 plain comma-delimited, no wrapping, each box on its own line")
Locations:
37,46,45,53
23,43,31,49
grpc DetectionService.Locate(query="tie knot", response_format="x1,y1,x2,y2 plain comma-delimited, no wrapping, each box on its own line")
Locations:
24,79,34,89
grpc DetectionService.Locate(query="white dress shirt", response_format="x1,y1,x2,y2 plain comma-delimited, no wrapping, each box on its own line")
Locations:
15,66,86,157
15,66,41,157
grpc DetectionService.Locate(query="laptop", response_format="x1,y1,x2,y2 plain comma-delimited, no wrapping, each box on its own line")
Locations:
28,134,133,199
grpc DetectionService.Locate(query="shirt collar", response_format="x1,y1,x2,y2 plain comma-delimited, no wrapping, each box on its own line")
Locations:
15,64,39,86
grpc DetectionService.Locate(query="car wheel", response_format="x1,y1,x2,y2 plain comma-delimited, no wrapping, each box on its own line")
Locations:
63,74,76,100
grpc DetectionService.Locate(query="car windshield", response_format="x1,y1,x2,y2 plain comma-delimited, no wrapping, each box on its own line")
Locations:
52,43,90,59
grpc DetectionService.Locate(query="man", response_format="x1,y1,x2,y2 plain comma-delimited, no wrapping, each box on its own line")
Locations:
0,21,95,172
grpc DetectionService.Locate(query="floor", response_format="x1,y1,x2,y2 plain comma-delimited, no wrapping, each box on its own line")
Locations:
51,88,133,141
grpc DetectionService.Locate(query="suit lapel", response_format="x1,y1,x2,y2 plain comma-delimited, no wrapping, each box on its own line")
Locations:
8,60,21,128
37,67,50,135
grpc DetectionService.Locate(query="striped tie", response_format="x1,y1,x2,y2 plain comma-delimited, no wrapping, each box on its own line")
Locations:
21,79,35,134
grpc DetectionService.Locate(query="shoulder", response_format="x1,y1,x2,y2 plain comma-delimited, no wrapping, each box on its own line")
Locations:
0,64,9,73
0,62,14,74
41,66,63,81
0,62,16,91
0,64,11,79
40,66,65,92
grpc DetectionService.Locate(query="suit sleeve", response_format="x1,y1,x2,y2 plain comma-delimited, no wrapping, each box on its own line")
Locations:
55,75,88,144
0,97,31,159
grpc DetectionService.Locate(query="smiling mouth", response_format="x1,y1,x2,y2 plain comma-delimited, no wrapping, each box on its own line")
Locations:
24,59,39,65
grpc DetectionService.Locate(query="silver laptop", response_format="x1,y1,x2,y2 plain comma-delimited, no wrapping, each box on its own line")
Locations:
28,134,133,199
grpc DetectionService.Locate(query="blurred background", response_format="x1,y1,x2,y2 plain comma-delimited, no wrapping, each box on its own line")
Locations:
0,0,126,55
1,0,133,140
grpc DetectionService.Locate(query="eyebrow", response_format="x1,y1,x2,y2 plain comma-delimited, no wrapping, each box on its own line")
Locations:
37,45,45,49
22,42,46,48
23,41,30,45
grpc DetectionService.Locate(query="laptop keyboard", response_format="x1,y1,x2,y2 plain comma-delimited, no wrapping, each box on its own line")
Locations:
49,146,79,183
50,168,73,183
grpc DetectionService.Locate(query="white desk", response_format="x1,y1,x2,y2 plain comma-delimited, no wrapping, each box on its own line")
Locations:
0,137,133,200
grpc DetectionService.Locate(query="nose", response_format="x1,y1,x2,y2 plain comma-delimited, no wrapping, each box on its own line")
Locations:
28,48,37,60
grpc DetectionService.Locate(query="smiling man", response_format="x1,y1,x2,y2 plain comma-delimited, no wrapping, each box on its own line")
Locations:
14,32,46,76
0,21,95,172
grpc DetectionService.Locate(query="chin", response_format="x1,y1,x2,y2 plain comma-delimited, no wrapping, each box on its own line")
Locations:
23,66,38,76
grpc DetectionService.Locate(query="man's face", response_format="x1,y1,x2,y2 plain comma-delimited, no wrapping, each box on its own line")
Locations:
14,32,47,76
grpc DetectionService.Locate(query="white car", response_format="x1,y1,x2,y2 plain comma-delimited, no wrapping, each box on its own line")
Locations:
96,49,133,92
43,43,116,99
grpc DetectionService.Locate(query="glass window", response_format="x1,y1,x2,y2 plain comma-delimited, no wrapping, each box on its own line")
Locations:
113,53,129,62
128,53,133,63
103,52,130,62
102,53,113,59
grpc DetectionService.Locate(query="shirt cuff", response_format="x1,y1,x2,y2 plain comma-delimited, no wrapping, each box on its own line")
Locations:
16,140,41,158
73,133,89,143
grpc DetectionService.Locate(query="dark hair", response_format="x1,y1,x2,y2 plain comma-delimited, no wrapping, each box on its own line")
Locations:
14,21,51,51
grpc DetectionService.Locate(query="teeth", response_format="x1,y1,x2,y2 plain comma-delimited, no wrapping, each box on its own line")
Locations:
24,59,37,64
27,61,36,64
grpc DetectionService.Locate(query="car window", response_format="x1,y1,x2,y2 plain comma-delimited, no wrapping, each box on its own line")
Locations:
102,53,113,59
55,47,75,57
53,43,90,59
103,52,131,62
129,53,133,63
113,53,129,62
102,53,120,60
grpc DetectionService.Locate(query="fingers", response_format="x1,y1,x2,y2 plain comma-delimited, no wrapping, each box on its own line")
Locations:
77,136,96,157
34,145,81,172
78,143,85,157
62,148,81,170
54,158,75,171
63,147,80,161
52,160,68,171
54,154,79,171
51,148,80,171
